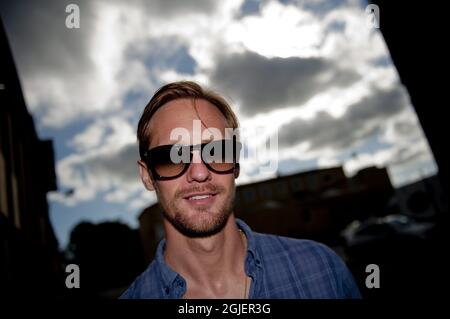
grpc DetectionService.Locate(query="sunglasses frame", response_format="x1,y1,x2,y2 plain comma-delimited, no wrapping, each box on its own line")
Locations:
142,138,241,181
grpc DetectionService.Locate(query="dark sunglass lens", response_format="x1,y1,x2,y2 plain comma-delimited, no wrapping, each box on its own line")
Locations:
150,145,187,178
202,140,240,172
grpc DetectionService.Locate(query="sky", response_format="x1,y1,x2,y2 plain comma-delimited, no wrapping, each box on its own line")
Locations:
0,0,438,250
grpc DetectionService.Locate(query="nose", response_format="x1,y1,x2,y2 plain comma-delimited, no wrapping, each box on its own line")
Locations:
186,150,211,183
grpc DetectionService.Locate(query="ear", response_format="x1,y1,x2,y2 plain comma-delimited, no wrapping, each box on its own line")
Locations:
234,163,240,179
137,160,155,191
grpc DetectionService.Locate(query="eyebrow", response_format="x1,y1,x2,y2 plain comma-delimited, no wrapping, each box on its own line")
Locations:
150,139,234,152
160,138,217,146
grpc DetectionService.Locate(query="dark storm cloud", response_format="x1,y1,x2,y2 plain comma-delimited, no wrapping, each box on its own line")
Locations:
126,37,197,75
0,0,213,80
278,84,409,151
0,0,97,77
84,142,140,183
210,51,358,116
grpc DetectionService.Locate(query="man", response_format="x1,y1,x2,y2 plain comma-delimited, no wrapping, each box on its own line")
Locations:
120,81,361,299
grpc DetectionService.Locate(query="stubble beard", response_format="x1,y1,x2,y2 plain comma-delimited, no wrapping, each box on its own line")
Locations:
156,183,236,238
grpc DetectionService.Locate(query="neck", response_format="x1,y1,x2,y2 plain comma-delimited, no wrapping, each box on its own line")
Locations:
164,215,247,295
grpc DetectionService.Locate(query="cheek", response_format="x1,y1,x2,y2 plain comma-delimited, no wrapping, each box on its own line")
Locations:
155,181,178,201
213,177,236,201
219,175,236,189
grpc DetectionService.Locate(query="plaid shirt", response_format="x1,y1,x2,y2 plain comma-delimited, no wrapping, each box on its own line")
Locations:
120,219,361,299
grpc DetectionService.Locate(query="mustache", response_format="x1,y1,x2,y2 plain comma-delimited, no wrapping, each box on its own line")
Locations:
175,184,225,199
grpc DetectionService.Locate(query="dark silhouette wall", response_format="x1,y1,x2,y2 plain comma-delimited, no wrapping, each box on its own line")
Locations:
66,221,146,298
0,18,61,298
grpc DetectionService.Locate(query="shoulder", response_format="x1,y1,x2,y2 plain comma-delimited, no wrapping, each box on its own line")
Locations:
253,232,361,298
119,260,161,299
253,232,339,263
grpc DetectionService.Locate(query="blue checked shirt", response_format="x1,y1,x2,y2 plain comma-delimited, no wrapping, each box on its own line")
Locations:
120,219,361,299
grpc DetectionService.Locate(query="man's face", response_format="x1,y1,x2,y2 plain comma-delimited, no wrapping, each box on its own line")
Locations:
139,98,237,237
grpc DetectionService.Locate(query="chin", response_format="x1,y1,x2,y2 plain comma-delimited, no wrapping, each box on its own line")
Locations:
168,207,231,238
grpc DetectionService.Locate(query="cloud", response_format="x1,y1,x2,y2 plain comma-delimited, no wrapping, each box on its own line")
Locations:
1,0,123,126
111,0,219,18
0,0,96,77
225,1,324,58
0,0,223,128
70,123,109,152
343,137,437,186
69,115,136,152
50,141,141,205
126,36,198,75
210,50,358,116
381,108,424,147
49,115,142,206
289,0,360,16
277,84,409,152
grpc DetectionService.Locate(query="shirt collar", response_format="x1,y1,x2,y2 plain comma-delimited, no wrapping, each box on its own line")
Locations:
154,239,178,283
236,218,263,273
153,218,263,296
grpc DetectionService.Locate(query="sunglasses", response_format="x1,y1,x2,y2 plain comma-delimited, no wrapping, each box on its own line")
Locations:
142,138,242,180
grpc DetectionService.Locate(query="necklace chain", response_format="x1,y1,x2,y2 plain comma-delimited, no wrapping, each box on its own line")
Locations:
239,229,248,299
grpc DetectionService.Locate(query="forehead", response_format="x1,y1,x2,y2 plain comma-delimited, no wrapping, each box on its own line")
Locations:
148,98,229,148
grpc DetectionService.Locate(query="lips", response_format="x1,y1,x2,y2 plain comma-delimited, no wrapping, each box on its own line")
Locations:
184,192,217,200
183,192,217,205
188,194,212,200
